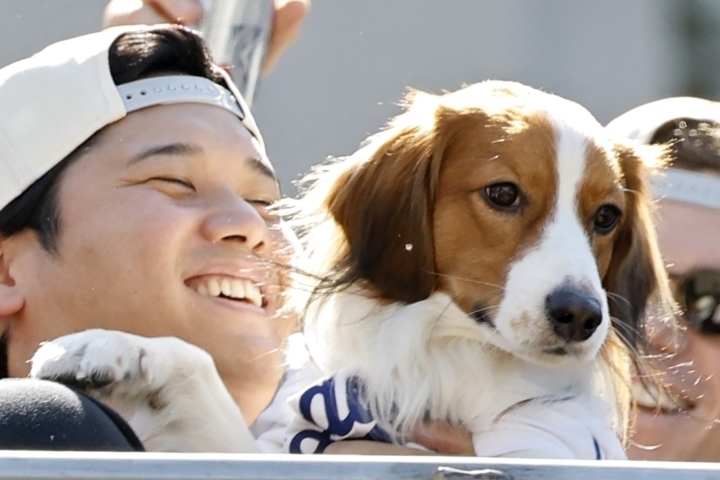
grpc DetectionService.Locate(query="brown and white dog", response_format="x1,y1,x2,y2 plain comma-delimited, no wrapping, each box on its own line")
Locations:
282,80,676,458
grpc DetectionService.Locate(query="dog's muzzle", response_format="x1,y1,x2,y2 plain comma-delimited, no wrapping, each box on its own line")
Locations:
545,287,602,343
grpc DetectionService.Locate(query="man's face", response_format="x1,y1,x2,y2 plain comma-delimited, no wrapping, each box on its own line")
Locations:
5,103,293,421
630,197,720,461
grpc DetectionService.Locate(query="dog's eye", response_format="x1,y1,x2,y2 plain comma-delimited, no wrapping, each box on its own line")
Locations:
484,182,521,210
593,205,621,234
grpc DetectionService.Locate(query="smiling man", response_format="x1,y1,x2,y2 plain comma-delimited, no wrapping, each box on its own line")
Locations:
0,24,296,450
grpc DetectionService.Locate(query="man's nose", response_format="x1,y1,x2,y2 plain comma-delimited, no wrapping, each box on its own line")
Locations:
199,191,270,251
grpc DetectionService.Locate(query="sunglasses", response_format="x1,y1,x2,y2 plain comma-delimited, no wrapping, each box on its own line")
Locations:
669,269,720,334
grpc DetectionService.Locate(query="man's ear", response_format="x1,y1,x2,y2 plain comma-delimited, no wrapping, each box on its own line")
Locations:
0,239,25,317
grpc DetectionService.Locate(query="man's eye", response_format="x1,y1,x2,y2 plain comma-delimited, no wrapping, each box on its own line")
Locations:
248,199,275,207
248,199,281,221
150,177,195,190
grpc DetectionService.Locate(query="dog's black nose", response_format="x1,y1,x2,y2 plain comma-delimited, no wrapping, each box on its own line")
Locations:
545,288,603,343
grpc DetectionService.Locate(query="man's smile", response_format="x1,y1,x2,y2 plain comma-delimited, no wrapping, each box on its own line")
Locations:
186,275,267,309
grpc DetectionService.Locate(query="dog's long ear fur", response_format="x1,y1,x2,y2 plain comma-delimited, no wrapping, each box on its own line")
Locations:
604,143,677,345
296,90,448,304
601,142,678,442
328,92,450,303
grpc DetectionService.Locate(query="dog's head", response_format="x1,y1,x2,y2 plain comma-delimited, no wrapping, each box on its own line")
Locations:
295,81,674,372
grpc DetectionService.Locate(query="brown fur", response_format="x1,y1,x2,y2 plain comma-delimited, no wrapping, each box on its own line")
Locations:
603,143,675,342
433,108,558,316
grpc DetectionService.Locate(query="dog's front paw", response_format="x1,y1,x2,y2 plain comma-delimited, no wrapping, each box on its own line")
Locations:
29,328,212,406
29,329,158,399
29,329,254,453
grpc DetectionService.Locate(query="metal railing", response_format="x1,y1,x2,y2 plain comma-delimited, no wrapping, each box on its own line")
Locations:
2,452,720,480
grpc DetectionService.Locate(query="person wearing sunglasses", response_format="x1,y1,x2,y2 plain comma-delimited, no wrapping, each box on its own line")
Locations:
607,97,720,462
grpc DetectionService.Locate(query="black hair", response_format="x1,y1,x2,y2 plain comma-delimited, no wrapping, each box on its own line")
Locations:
0,25,224,377
0,25,223,252
650,117,720,171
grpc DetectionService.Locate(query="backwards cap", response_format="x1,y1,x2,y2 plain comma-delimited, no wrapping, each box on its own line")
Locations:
607,96,720,210
0,24,265,212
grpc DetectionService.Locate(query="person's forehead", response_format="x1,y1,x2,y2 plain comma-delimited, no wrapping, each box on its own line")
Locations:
658,199,720,274
101,102,275,173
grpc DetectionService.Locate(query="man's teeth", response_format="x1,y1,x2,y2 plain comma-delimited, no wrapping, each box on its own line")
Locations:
195,277,263,307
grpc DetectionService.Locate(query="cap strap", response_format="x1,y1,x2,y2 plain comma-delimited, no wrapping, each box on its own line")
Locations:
117,75,245,120
652,168,720,210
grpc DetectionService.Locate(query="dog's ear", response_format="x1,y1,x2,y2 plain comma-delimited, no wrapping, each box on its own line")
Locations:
323,91,448,303
604,143,676,344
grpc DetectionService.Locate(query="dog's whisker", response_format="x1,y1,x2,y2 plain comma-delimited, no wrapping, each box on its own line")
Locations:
429,271,506,292
609,313,644,339
426,293,463,340
606,291,633,310
608,315,647,361
469,304,499,318
609,315,643,344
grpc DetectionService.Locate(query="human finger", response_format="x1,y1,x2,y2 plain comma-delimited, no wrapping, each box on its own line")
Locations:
263,0,311,75
411,421,475,456
103,0,203,28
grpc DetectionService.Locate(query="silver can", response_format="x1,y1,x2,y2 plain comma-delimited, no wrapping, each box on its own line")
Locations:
201,0,274,106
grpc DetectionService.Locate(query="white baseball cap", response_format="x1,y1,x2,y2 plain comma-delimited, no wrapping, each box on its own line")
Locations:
0,24,265,212
607,97,720,210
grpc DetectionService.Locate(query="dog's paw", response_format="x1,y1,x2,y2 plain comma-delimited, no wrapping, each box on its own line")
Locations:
29,329,255,453
29,329,212,404
30,329,155,396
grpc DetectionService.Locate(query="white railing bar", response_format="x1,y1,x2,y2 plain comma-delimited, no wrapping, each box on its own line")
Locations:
0,452,719,480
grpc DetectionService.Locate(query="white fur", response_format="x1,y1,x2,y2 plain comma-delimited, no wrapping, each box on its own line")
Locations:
305,289,619,449
30,329,255,453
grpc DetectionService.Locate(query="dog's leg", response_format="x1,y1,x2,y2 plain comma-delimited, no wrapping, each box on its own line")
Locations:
29,329,256,453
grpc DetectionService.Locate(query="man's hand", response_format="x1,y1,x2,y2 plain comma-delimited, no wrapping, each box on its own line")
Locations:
103,0,203,28
263,0,309,74
412,421,475,456
322,421,475,456
103,0,310,75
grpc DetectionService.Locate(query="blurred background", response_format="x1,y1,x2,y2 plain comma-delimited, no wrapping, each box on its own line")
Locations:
1,0,719,193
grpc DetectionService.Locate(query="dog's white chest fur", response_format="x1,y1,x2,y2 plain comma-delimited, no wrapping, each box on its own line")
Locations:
301,291,625,459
